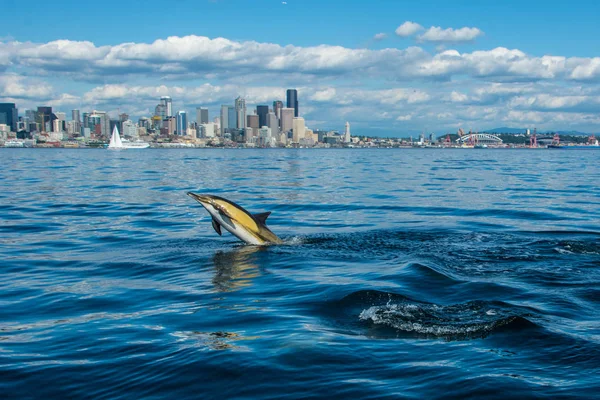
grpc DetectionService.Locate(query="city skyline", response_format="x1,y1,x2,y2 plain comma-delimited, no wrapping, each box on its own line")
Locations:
1,86,364,148
1,1,600,135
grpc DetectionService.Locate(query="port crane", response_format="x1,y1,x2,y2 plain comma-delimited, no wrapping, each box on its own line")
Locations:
529,128,538,148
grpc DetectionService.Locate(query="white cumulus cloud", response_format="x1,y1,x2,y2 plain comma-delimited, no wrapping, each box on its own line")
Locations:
311,88,337,102
451,91,468,102
569,57,600,81
0,74,54,99
395,21,424,37
2,33,600,134
418,26,483,43
2,36,600,84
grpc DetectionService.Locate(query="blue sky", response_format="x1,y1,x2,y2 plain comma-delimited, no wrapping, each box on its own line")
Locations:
4,0,600,55
2,0,600,135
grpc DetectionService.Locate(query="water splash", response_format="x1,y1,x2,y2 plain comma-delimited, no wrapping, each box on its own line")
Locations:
323,290,537,340
358,300,526,339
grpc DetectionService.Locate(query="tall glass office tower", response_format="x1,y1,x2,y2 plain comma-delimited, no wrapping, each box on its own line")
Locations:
286,89,298,117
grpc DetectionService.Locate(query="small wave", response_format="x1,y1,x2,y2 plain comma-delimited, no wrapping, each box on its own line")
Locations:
358,301,527,339
555,241,600,255
325,290,536,340
399,262,460,284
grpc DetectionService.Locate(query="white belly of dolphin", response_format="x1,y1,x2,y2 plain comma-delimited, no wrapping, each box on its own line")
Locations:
215,213,264,245
226,222,263,245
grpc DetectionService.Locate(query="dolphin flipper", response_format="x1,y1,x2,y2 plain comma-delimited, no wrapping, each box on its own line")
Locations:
253,212,271,225
211,217,222,236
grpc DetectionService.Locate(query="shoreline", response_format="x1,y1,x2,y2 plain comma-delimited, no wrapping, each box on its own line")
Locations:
2,145,599,150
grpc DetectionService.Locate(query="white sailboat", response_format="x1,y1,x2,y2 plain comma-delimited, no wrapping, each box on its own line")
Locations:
107,126,150,149
108,126,124,150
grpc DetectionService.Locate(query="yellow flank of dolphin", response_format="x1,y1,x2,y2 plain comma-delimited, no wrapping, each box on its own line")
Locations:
212,199,260,233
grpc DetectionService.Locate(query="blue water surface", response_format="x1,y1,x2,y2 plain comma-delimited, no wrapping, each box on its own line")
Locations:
1,148,599,399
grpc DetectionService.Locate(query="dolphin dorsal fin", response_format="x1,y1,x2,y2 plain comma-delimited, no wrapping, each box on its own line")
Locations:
253,212,271,225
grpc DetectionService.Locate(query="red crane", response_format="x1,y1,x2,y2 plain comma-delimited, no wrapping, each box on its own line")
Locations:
530,128,538,148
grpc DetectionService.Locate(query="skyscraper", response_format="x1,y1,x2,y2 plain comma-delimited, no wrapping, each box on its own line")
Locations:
196,107,209,124
72,109,81,135
292,117,305,143
256,105,269,128
267,112,279,137
22,109,34,132
52,119,62,133
176,111,187,136
220,105,236,135
227,106,236,132
280,108,294,133
25,110,36,125
220,105,229,135
119,113,129,132
273,100,283,119
37,107,53,132
54,112,66,132
0,103,18,132
165,116,176,135
138,117,151,130
247,115,259,129
87,114,102,136
247,114,259,139
235,97,246,129
160,96,172,117
82,112,90,129
286,89,298,117
88,110,110,137
155,104,167,119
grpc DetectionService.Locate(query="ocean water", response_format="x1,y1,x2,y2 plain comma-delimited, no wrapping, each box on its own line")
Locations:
1,148,599,399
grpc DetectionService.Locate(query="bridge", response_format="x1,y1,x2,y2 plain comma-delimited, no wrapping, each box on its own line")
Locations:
456,133,503,145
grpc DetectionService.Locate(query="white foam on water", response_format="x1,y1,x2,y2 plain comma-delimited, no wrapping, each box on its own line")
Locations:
359,302,514,337
282,236,306,246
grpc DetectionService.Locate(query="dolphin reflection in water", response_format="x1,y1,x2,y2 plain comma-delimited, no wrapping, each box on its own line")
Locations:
211,246,265,292
188,193,283,245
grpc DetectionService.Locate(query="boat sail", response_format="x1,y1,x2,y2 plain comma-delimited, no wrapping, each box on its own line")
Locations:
107,126,149,149
108,126,124,150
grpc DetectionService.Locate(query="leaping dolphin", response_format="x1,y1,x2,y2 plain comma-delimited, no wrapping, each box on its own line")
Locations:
187,192,283,245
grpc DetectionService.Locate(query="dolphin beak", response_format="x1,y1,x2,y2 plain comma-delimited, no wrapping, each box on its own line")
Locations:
187,192,212,205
